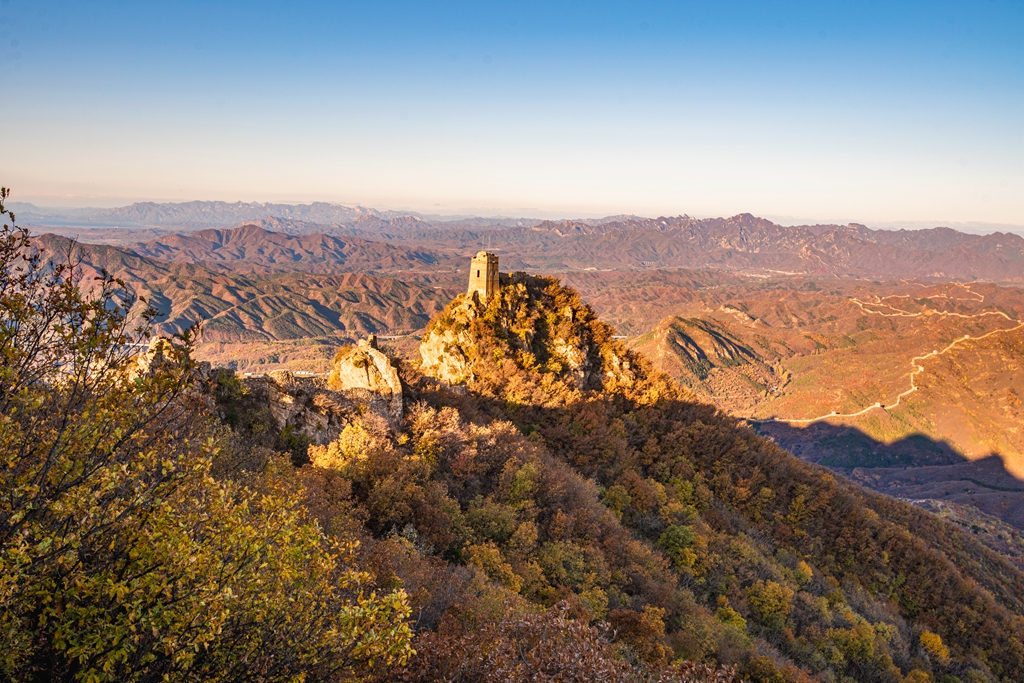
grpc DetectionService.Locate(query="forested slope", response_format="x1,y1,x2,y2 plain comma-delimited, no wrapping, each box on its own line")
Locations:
299,273,1023,682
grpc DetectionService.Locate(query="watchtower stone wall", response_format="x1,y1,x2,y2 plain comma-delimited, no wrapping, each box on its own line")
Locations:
468,251,499,301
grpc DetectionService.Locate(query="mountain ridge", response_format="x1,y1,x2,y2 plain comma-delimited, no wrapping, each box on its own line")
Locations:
124,224,457,274
21,197,1024,281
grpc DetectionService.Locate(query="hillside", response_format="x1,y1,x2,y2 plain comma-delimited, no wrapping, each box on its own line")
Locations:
31,227,1024,534
630,279,1024,536
316,273,1024,682
12,201,1024,681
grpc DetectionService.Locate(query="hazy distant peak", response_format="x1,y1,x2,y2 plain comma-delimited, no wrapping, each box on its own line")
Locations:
13,200,423,230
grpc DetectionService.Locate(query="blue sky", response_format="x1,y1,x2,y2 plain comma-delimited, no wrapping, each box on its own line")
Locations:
2,1,1022,226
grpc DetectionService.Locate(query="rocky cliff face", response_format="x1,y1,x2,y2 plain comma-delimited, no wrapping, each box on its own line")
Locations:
237,336,405,450
261,371,358,445
418,298,478,384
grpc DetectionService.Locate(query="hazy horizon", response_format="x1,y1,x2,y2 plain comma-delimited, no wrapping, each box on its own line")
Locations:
9,197,1024,238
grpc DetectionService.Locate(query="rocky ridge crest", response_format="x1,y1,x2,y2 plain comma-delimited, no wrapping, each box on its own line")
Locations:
419,272,637,393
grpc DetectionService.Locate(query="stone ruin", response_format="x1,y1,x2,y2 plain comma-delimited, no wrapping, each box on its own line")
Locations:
468,250,499,302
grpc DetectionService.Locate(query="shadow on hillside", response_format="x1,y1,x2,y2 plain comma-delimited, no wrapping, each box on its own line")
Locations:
405,371,1024,531
753,421,964,469
755,421,1024,529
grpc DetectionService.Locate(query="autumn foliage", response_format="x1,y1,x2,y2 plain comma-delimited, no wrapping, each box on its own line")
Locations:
0,190,412,682
300,271,1024,683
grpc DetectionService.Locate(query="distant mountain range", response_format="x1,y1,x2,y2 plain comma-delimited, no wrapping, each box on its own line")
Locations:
21,208,1024,374
11,200,537,232
474,214,1024,280
14,200,400,228
220,214,1024,282
22,200,1024,282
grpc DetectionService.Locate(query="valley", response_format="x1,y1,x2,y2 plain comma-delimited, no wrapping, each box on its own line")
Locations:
626,279,1024,545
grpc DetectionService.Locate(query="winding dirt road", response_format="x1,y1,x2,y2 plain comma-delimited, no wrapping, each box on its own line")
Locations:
747,286,1024,425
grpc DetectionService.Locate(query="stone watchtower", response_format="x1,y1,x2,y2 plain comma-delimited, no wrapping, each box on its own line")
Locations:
468,251,499,302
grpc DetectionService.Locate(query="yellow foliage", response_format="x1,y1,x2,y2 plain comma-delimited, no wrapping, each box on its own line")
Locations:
308,423,387,470
467,542,522,593
795,560,814,586
746,580,795,623
0,208,414,682
715,605,747,631
920,630,950,666
579,586,609,620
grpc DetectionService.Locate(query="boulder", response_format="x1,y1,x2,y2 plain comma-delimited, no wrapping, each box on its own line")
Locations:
327,335,404,422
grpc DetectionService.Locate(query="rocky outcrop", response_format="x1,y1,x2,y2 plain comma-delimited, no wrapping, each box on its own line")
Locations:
551,336,591,387
327,335,403,422
133,338,177,377
258,371,357,445
602,346,636,387
131,337,212,382
240,374,386,450
235,336,405,449
419,274,640,391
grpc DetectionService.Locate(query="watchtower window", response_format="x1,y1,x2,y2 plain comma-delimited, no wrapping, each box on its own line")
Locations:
477,270,480,277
